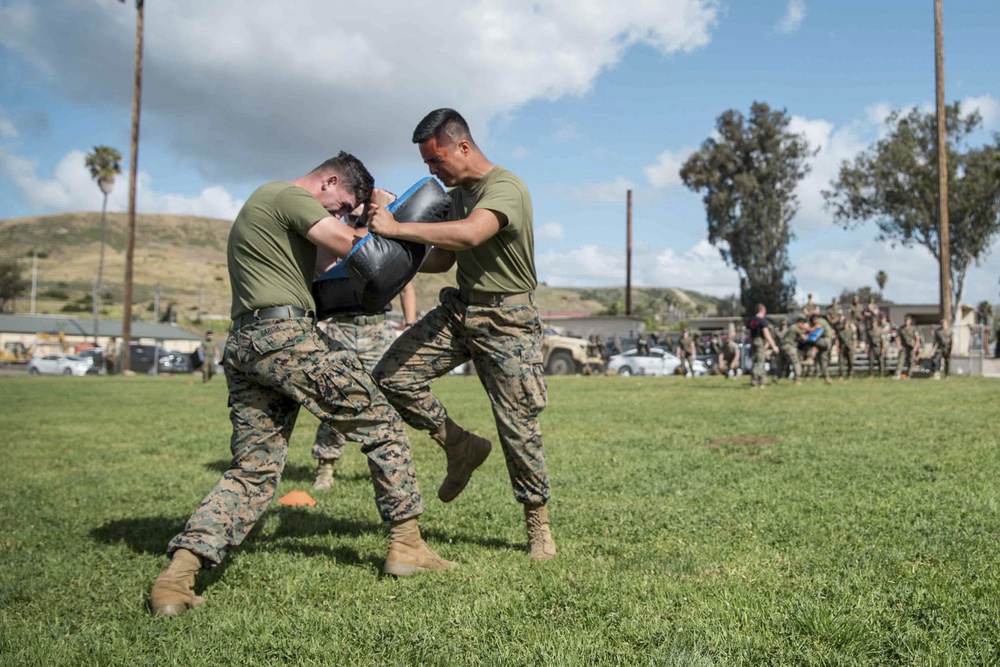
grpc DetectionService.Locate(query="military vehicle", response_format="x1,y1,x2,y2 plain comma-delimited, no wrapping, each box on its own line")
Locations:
542,327,605,375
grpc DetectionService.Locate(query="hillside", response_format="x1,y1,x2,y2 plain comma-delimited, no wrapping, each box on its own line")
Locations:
1,212,724,331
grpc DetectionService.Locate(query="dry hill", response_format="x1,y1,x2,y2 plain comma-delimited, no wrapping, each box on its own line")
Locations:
0,212,609,327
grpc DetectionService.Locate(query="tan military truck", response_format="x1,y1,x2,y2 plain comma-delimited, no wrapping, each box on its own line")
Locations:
542,327,605,375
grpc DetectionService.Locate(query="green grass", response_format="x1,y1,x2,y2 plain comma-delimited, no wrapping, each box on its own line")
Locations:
1,374,998,666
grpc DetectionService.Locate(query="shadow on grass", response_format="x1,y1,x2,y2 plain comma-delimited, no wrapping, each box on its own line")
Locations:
90,505,518,568
204,459,369,483
90,508,379,552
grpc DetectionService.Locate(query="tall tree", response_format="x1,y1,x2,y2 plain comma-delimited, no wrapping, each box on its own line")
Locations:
680,102,813,315
824,103,1000,316
85,145,122,342
0,260,28,313
875,270,888,292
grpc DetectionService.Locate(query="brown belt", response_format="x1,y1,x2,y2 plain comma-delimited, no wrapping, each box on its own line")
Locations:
458,288,533,307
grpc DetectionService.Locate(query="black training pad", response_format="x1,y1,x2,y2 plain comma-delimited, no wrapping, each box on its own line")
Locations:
312,177,451,318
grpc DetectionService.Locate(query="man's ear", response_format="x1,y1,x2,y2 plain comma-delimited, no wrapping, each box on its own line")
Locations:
325,174,339,189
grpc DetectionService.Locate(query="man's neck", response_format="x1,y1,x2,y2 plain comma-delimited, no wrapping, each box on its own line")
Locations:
458,158,496,188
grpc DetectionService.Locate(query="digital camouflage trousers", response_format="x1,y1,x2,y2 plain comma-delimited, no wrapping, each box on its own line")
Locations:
311,319,398,461
374,287,551,506
167,316,423,566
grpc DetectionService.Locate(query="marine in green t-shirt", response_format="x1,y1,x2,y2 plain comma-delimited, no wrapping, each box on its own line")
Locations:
227,182,332,318
369,108,556,562
150,152,458,619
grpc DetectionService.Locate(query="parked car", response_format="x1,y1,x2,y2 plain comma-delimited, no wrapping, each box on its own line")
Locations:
27,354,91,376
128,344,193,374
78,348,107,375
607,347,708,377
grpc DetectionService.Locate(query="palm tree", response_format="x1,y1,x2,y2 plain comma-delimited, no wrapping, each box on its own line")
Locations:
875,270,888,293
85,145,122,342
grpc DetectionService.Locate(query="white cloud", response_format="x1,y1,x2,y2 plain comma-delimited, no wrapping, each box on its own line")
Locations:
554,123,577,141
776,0,805,34
962,94,1000,129
787,114,868,230
537,222,565,241
509,146,530,160
538,239,738,295
0,107,17,140
0,0,721,182
569,176,636,205
643,147,695,190
0,148,243,220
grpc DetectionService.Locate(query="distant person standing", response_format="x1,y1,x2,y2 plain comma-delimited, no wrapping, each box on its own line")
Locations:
834,313,857,379
867,313,887,378
747,304,779,389
105,336,120,374
675,328,696,377
929,318,953,378
200,331,219,383
849,295,865,329
895,315,919,378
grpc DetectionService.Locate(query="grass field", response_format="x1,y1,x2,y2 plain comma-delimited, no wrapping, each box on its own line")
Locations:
1,373,998,666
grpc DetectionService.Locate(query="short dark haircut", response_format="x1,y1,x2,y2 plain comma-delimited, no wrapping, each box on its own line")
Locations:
310,151,374,204
412,108,473,146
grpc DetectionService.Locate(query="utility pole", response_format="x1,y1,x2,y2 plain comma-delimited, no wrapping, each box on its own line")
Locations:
30,251,37,315
935,0,952,323
154,283,161,322
121,0,144,373
625,189,633,316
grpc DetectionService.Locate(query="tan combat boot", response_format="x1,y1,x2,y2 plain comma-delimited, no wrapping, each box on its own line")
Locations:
149,549,204,616
312,458,336,491
524,504,557,561
382,518,459,576
430,417,492,503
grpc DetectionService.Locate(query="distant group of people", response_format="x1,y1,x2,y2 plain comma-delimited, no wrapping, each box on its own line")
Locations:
745,295,955,388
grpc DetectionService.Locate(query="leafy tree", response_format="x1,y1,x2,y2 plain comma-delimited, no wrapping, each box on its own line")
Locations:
875,270,888,292
0,260,28,313
680,102,812,315
85,145,122,341
824,103,1000,315
715,293,742,317
976,300,993,326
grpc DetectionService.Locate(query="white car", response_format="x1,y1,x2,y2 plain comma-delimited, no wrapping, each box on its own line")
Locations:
27,354,91,376
607,347,708,377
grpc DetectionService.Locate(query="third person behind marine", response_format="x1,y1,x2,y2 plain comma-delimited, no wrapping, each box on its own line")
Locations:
369,108,556,561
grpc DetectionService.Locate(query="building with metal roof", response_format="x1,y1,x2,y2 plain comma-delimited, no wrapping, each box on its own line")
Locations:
0,313,203,355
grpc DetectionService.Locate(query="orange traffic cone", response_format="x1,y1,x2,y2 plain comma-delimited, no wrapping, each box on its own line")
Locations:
277,490,316,507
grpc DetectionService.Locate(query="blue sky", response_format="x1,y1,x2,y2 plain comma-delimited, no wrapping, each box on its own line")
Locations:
1,0,998,307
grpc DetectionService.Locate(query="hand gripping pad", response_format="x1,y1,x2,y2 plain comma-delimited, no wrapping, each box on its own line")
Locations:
312,178,451,318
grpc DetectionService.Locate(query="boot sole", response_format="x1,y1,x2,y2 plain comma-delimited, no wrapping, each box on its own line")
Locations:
438,440,492,503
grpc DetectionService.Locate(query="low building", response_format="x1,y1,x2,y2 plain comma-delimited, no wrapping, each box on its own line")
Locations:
0,313,204,357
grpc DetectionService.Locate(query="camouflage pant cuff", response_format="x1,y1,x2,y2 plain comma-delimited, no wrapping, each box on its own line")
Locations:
166,542,221,568
381,505,423,524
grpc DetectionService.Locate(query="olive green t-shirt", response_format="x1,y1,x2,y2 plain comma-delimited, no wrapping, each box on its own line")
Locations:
227,182,328,318
449,166,537,294
934,327,953,349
